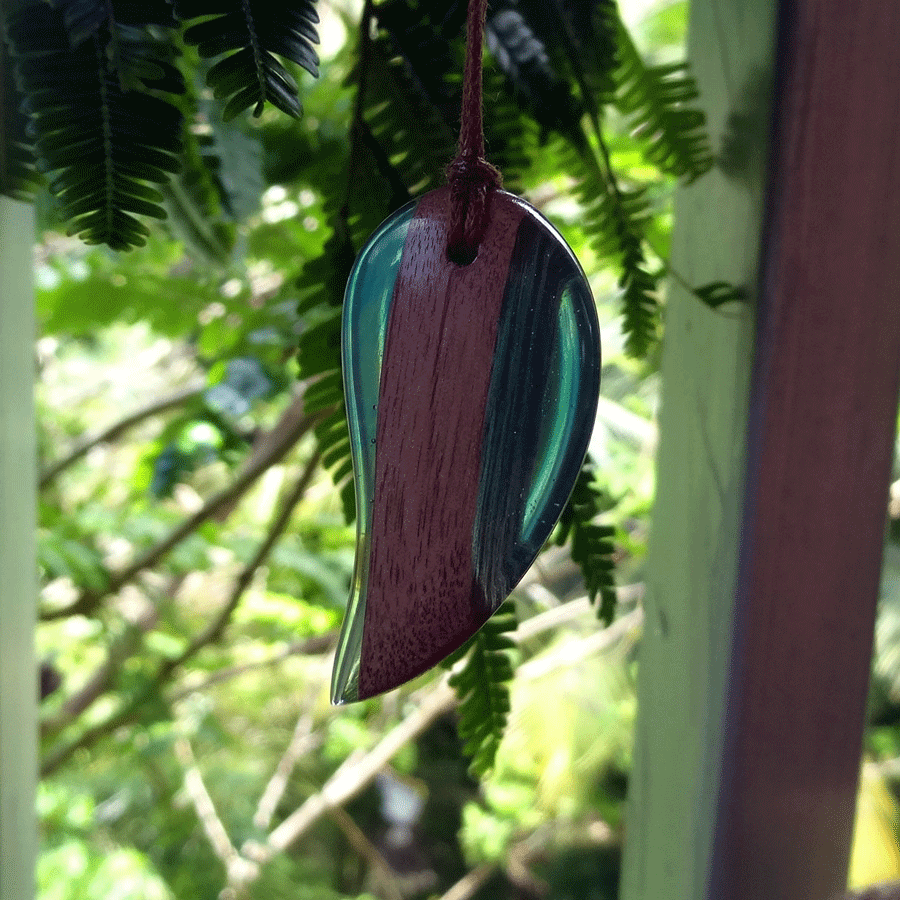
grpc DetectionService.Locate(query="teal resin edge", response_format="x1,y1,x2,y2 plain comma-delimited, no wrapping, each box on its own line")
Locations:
331,199,417,704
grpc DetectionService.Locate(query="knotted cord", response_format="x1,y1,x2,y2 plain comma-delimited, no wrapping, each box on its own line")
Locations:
446,0,502,265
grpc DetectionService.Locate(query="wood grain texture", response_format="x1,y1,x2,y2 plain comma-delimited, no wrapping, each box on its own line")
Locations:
709,4,900,898
359,188,526,699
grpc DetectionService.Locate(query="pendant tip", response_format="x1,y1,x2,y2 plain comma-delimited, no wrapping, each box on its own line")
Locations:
330,662,360,705
330,678,358,706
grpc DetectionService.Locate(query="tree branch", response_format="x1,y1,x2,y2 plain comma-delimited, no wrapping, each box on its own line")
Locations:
230,602,644,895
438,863,497,900
165,449,322,674
40,449,322,775
328,806,405,900
174,735,240,867
39,382,205,489
40,587,166,736
516,607,643,683
40,391,319,621
236,681,459,893
253,712,321,831
342,0,376,223
168,633,336,703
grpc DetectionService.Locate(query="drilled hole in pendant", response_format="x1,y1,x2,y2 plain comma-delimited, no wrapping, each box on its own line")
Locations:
447,243,479,267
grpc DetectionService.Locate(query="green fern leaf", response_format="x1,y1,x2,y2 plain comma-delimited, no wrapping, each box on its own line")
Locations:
562,0,620,103
6,0,184,249
556,460,618,624
447,603,518,776
485,6,583,142
54,0,177,47
178,0,320,120
158,106,235,265
488,0,621,145
479,63,538,195
1,35,38,199
564,141,661,357
616,222,660,359
614,21,712,183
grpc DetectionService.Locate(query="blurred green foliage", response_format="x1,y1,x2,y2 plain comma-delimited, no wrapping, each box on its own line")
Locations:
12,0,900,897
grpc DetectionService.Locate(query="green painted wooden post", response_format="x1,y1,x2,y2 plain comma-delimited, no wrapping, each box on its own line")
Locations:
619,1,777,898
0,197,37,900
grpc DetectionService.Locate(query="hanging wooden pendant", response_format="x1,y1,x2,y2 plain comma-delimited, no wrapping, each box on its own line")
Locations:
331,186,601,703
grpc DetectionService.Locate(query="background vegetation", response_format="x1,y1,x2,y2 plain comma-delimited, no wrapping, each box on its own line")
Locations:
3,0,900,896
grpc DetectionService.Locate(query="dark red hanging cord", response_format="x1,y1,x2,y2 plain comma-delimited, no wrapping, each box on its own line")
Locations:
446,0,502,264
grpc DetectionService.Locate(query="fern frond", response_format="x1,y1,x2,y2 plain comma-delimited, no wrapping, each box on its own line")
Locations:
367,10,541,197
565,141,661,357
54,0,177,48
555,460,618,624
202,100,264,221
7,0,184,249
156,77,263,264
692,280,747,309
294,223,355,518
374,0,461,120
486,7,583,144
1,33,38,199
158,154,234,266
447,603,518,776
499,0,619,121
178,0,320,120
614,21,712,183
362,37,457,195
558,0,620,103
479,62,538,194
616,218,660,359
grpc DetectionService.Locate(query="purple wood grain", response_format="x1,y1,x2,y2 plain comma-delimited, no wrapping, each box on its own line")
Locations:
358,188,526,700
709,4,900,898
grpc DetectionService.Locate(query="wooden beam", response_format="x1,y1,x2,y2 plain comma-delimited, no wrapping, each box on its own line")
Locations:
620,0,778,896
709,4,900,898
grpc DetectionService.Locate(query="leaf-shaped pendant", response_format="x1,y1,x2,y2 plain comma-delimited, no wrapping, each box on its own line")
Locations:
331,187,600,703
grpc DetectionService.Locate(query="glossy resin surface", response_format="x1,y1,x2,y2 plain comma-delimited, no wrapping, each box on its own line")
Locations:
332,188,600,703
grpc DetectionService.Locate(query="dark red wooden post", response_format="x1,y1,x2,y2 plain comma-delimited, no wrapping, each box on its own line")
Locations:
709,4,900,898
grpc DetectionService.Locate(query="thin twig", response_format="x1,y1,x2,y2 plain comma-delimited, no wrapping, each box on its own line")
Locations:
231,603,644,893
340,0,376,230
175,735,240,867
254,712,320,831
169,633,336,703
328,806,404,900
237,682,458,888
39,383,205,488
172,585,644,704
438,863,497,900
516,607,643,682
40,392,320,621
164,449,322,673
